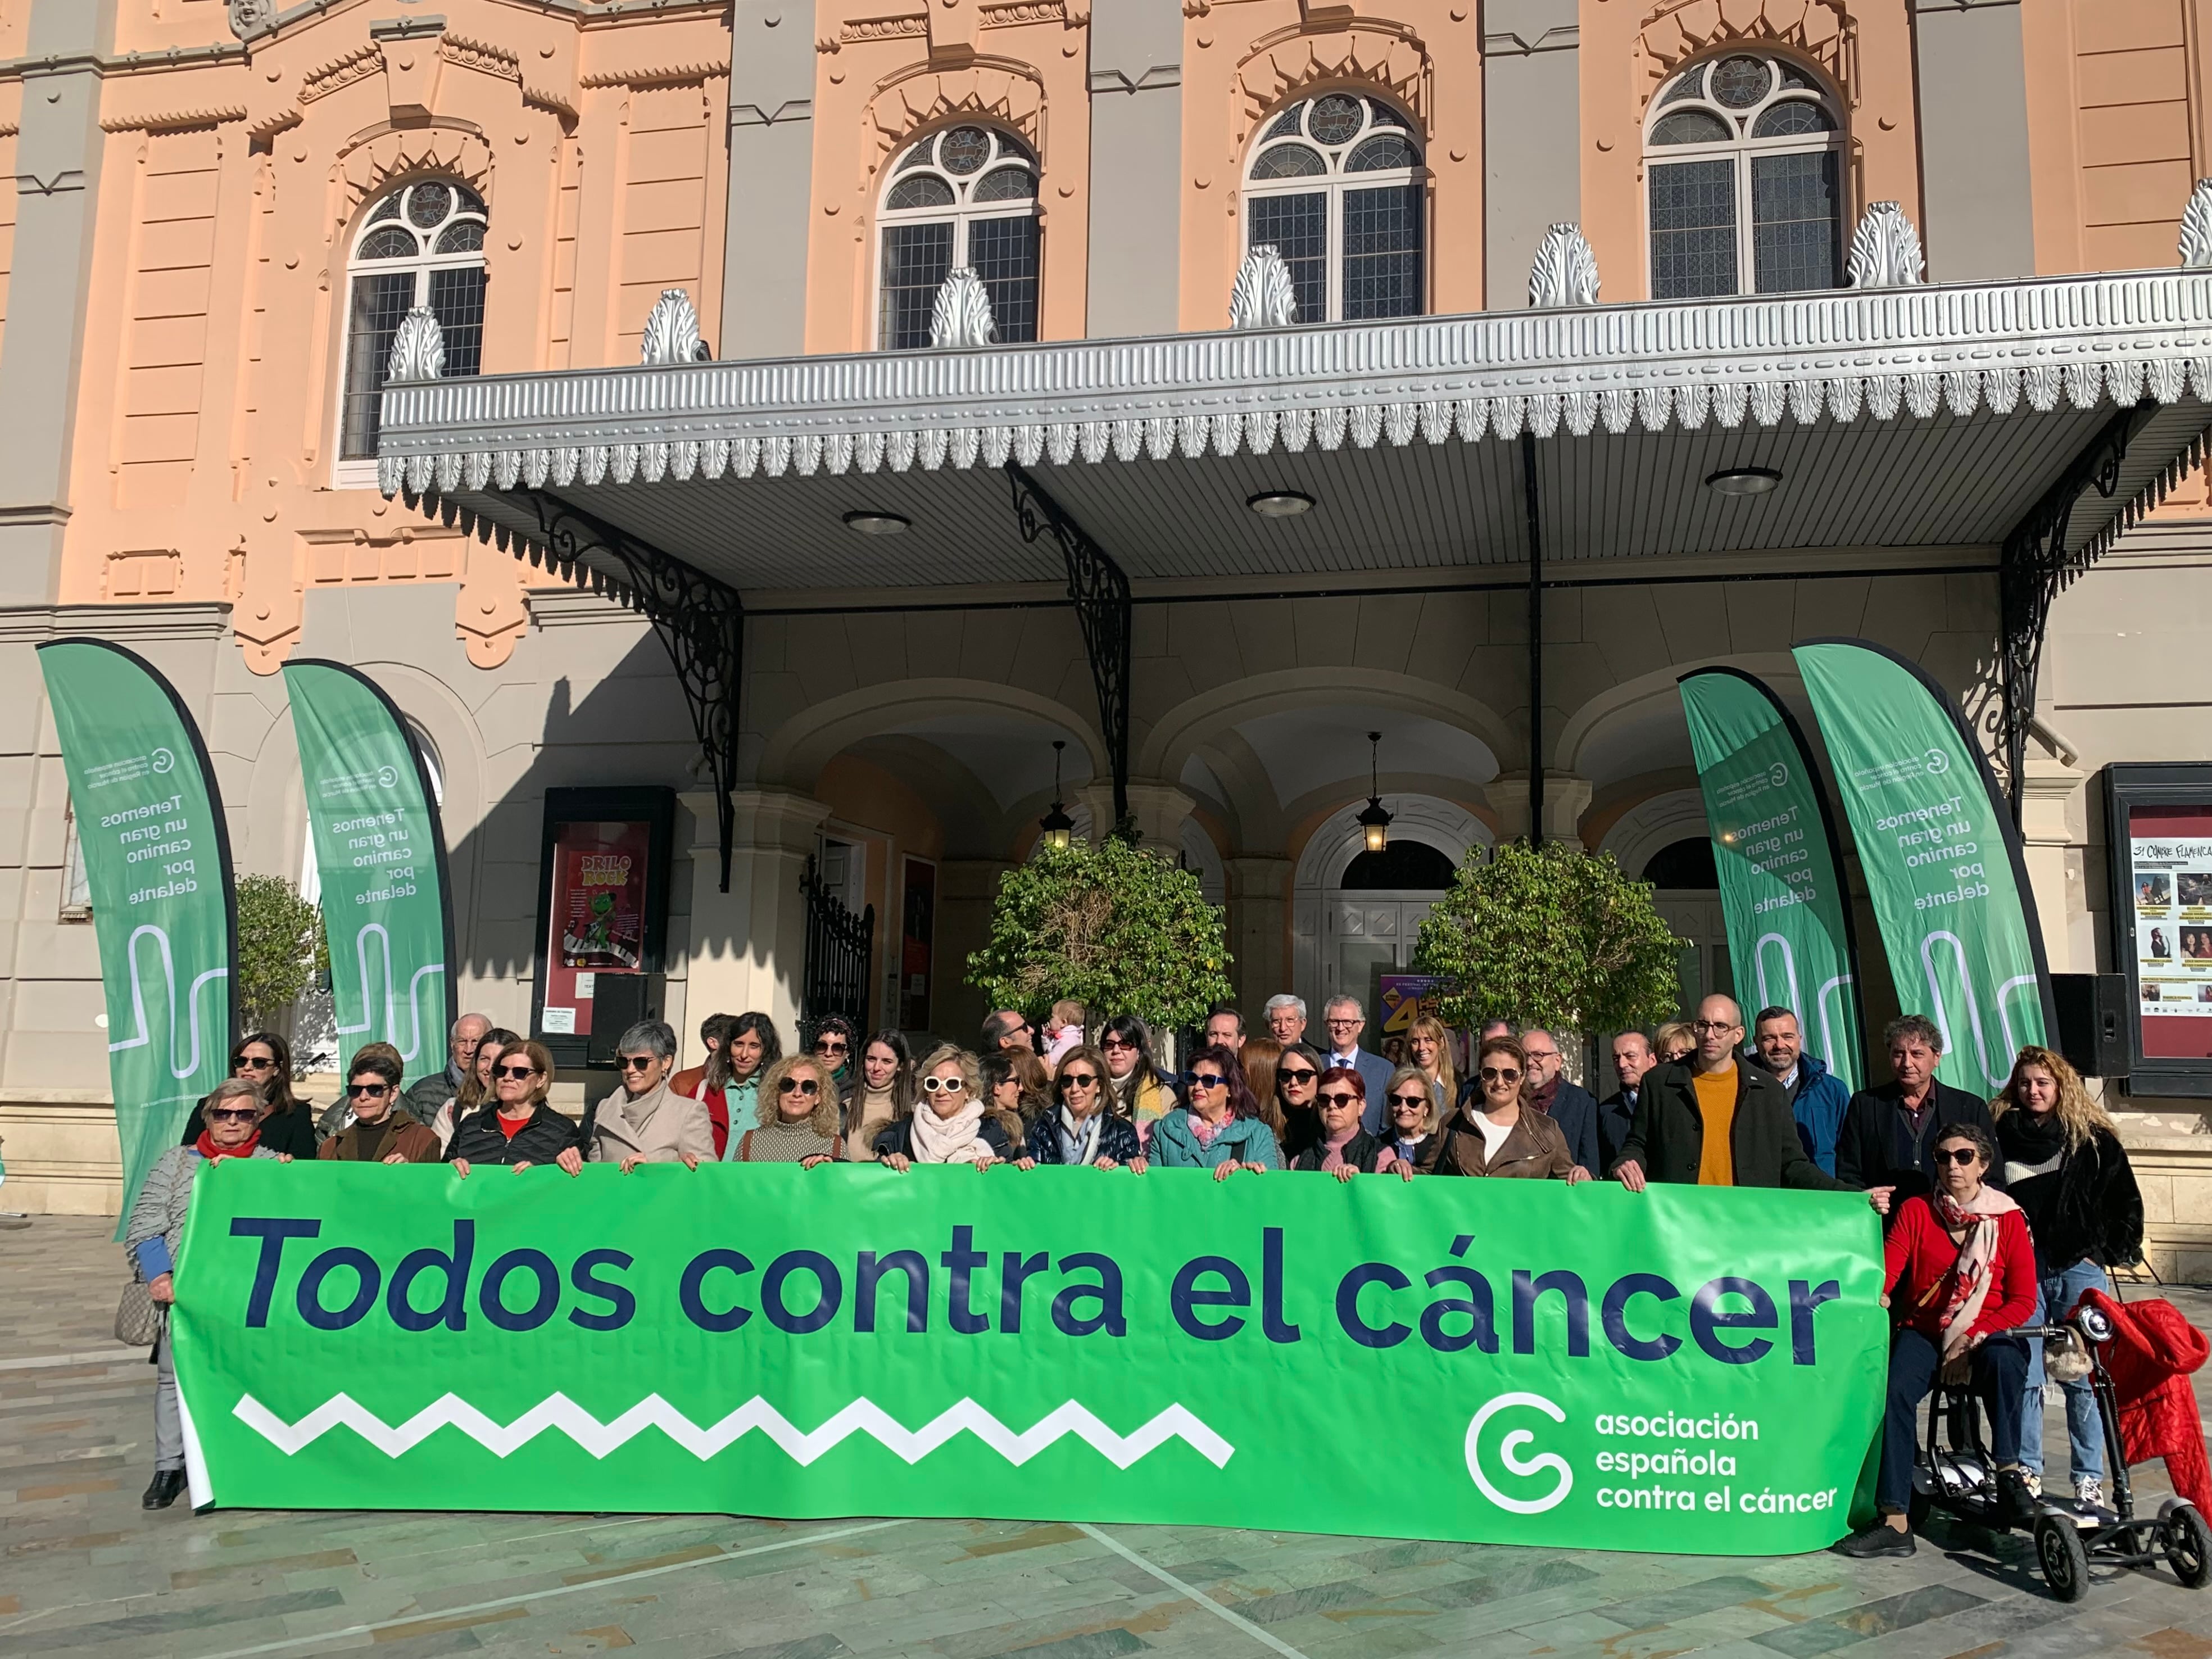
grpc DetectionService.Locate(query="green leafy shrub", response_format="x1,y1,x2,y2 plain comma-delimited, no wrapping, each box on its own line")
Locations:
236,873,325,1035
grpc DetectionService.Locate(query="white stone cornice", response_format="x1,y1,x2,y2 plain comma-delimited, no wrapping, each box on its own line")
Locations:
377,270,2212,500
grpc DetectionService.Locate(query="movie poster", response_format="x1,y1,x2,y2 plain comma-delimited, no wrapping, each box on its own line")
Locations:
2131,806,2212,1059
540,820,652,1038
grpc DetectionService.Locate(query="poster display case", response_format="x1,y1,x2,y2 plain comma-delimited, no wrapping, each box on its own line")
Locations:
531,788,674,1069
2105,764,2212,1096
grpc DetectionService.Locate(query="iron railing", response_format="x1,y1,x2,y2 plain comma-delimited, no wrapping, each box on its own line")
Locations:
801,855,875,1031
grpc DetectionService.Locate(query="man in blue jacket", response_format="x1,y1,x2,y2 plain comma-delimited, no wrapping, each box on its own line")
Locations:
1752,1005,1851,1176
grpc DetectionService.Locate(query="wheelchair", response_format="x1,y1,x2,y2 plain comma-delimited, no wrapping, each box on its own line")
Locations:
1909,1302,2212,1601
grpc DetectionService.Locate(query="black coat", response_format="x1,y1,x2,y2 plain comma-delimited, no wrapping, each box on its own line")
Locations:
1834,1078,2000,1205
1614,1061,1839,1190
1024,1110,1143,1166
1597,1087,1640,1172
181,1096,318,1159
1998,1118,2145,1270
1289,1128,1384,1173
447,1103,581,1167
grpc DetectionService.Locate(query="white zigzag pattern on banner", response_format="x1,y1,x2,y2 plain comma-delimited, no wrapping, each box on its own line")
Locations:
233,1393,1236,1470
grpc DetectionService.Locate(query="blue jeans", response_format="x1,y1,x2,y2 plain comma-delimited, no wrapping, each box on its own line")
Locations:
2021,1258,2110,1482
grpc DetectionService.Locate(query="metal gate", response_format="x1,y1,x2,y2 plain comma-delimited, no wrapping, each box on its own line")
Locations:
801,854,875,1031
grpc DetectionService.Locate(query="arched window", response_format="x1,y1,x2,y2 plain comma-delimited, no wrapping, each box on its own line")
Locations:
337,179,488,465
1243,93,1424,324
878,126,1039,350
1645,52,1843,300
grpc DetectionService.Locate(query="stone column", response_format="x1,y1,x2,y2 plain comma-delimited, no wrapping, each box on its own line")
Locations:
934,859,1014,1044
1910,0,2036,281
722,0,814,359
1482,0,1579,309
1486,776,1594,847
1086,0,1182,338
1075,780,1194,851
678,789,828,1040
2018,750,2089,974
1227,855,1293,1014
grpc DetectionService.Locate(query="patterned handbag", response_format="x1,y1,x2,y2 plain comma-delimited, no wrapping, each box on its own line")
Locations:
114,1278,164,1347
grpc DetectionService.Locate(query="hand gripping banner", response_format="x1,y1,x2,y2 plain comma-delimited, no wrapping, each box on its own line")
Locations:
170,1163,1885,1553
1679,668,1865,1091
282,661,456,1087
37,639,237,1234
1794,639,2054,1094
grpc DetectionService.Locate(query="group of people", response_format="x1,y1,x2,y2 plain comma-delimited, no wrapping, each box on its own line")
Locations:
125,990,2147,1548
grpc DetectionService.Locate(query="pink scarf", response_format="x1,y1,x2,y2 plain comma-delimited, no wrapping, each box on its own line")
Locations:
1932,1186,2020,1364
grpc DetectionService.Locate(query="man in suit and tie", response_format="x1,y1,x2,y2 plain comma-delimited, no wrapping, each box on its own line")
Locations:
1318,995,1395,1134
1598,1030,1655,1172
1519,1028,1603,1176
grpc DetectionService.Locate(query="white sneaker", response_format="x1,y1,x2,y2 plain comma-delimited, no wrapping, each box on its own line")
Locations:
2023,1470,2043,1499
2075,1475,2105,1509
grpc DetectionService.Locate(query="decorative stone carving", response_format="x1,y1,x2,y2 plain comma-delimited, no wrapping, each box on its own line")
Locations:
640,288,711,365
387,308,447,384
929,269,996,348
1846,201,1925,289
228,0,276,39
1229,245,1298,329
1528,224,1600,309
2182,179,2212,269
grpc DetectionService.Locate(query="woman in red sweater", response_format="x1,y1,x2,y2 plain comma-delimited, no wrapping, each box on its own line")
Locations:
1837,1122,2039,1558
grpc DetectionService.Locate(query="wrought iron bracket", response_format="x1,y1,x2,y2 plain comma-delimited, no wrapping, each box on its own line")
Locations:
1997,402,2148,819
1006,460,1132,835
406,483,746,890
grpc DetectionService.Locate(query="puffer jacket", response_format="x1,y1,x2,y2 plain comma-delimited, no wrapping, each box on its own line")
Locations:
1025,1109,1143,1166
1148,1108,1281,1170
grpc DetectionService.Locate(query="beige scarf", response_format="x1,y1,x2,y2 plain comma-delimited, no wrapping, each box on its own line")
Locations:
1930,1184,2021,1374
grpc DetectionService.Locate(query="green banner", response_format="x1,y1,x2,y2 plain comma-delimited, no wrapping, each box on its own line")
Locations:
171,1164,1885,1552
283,661,455,1087
1794,640,2052,1094
37,639,236,1234
1680,669,1864,1091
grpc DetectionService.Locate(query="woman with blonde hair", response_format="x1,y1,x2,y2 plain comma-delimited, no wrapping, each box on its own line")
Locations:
729,1053,844,1165
1375,1063,1441,1178
873,1045,1022,1170
1653,1021,1694,1066
1993,1043,2144,1510
1406,1016,1458,1115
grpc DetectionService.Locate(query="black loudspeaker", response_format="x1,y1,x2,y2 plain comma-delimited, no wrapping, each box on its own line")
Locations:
2050,973,2131,1079
585,973,665,1067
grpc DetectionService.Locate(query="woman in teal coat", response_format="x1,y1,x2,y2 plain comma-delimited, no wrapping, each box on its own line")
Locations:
1148,1045,1280,1177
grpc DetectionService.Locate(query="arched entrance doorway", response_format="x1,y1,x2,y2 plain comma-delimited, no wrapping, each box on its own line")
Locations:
1293,797,1489,1025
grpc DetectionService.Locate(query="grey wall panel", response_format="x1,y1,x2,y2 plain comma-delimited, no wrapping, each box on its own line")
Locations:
723,0,817,360
0,1,117,602
1912,0,2037,282
1483,0,1580,309
1086,0,1182,338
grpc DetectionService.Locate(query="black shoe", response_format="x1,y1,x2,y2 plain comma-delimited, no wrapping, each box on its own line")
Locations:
141,1468,186,1510
1834,1524,1916,1558
1996,1467,2039,1526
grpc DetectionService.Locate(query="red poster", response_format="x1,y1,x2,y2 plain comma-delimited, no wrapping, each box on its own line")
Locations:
541,820,651,1038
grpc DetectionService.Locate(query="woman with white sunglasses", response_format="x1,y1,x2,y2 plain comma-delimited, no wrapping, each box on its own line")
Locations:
872,1044,1021,1170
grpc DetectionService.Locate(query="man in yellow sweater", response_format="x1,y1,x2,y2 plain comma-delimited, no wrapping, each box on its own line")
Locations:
1615,994,1890,1215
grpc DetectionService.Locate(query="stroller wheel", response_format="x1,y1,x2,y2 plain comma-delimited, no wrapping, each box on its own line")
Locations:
2035,1516,2089,1602
2164,1503,2212,1589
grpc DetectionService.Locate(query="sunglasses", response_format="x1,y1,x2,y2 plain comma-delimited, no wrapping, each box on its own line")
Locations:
346,1082,389,1098
1277,1067,1317,1084
1936,1146,1982,1167
1318,1090,1361,1107
207,1106,259,1123
618,1055,658,1072
814,1039,849,1055
1389,1092,1429,1109
778,1077,821,1097
493,1062,537,1080
232,1054,275,1071
1479,1066,1522,1083
1060,1072,1100,1089
1181,1071,1226,1090
1100,1036,1136,1050
922,1076,966,1094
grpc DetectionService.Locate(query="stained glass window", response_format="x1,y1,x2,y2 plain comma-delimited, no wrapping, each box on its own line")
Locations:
338,179,489,463
1244,95,1425,323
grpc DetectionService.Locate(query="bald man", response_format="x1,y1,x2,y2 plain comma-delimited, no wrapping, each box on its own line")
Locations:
1613,994,1845,1193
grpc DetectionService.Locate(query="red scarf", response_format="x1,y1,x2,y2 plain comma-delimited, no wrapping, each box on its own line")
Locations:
195,1127,261,1163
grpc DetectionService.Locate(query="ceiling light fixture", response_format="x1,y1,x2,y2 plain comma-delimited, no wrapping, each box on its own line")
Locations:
1358,730,1393,853
1704,466,1782,497
1039,740,1074,850
842,509,912,536
1246,489,1316,518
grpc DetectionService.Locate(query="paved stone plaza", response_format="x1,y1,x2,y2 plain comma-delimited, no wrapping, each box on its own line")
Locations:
8,1218,2212,1659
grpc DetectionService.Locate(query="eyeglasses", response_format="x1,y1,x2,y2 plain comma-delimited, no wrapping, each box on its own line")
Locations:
232,1054,275,1071
814,1037,849,1055
493,1062,537,1080
1326,1017,1361,1029
1184,1072,1226,1092
618,1054,657,1072
1692,1019,1737,1034
1522,1049,1558,1063
1388,1092,1429,1109
922,1075,966,1094
778,1078,821,1097
346,1082,389,1099
1318,1090,1361,1107
1100,1036,1136,1050
1479,1066,1521,1083
1060,1072,1099,1090
1277,1067,1317,1085
1936,1146,1981,1167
